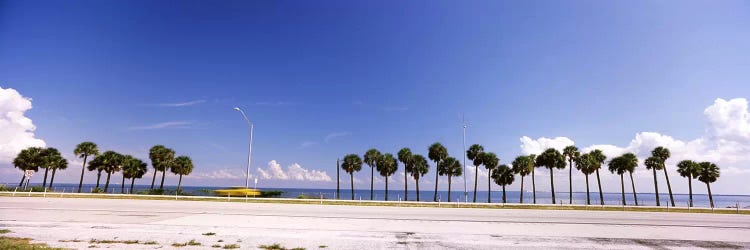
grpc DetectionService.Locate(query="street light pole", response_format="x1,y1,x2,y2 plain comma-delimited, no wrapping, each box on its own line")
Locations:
234,107,254,189
462,115,468,203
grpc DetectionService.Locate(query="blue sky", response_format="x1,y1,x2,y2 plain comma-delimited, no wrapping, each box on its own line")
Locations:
1,1,749,194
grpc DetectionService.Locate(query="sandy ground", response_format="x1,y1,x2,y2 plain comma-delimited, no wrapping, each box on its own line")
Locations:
1,197,750,249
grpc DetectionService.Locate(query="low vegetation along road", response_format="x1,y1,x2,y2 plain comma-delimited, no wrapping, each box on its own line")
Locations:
1,197,750,249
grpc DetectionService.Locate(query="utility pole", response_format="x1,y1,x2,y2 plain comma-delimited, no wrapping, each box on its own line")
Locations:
336,158,340,199
462,115,468,203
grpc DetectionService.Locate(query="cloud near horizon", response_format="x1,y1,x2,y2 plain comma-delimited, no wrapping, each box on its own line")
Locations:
0,87,46,164
257,160,332,182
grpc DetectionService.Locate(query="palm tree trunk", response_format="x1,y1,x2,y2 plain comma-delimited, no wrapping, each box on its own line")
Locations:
473,165,478,203
370,167,374,200
130,177,136,194
447,174,452,202
177,174,183,193
569,159,573,204
620,174,626,205
532,168,536,204
688,175,693,207
96,170,102,189
42,167,49,188
416,178,420,201
104,172,112,192
706,182,714,208
49,168,57,189
652,168,660,206
550,168,556,204
150,170,157,189
630,172,638,206
159,170,166,189
404,170,408,201
520,175,524,203
385,174,389,201
433,161,439,202
595,169,604,205
488,172,492,203
19,175,26,187
663,167,675,207
121,174,126,194
502,185,506,203
350,172,355,200
78,155,88,193
585,174,590,205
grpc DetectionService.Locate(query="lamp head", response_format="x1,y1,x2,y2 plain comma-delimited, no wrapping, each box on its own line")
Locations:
233,107,241,111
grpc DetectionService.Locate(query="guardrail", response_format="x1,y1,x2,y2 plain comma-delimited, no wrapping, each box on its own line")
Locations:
1,190,747,215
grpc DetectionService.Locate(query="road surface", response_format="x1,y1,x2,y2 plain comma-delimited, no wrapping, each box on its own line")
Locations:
1,197,749,249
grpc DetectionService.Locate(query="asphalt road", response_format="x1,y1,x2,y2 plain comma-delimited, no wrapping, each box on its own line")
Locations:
1,197,749,249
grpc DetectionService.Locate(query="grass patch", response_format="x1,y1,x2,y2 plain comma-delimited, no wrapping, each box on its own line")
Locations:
143,241,158,245
87,239,146,245
259,243,305,250
211,244,222,248
222,244,240,249
0,236,67,250
58,239,82,243
0,229,11,234
173,239,200,247
318,246,327,248
202,232,216,236
217,239,224,242
87,245,98,248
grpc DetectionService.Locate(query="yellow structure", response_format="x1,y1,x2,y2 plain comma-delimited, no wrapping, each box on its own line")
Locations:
214,187,261,197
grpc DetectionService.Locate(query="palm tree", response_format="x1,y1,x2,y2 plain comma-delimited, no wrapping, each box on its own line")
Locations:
341,154,363,200
397,148,413,201
87,155,106,190
149,145,175,190
575,153,597,205
590,149,606,205
376,153,398,201
482,152,499,203
511,155,532,203
466,144,484,203
697,162,720,208
652,147,675,207
13,147,43,187
363,148,381,200
122,156,148,194
438,157,462,202
621,153,639,206
46,151,68,189
607,155,628,205
120,155,135,193
41,148,63,189
171,156,194,193
536,148,566,204
677,160,700,207
492,164,515,203
99,151,123,192
409,154,429,201
428,143,448,202
644,156,662,206
562,146,579,204
529,154,538,204
74,142,99,193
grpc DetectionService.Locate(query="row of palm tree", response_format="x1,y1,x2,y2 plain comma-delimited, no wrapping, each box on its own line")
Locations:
12,142,194,193
339,144,722,207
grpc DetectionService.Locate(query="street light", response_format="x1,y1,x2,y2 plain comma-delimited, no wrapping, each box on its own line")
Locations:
233,107,254,189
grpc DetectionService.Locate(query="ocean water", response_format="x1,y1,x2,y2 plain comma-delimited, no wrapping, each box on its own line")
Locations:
10,182,749,209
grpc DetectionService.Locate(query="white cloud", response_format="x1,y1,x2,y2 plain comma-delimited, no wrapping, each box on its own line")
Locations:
0,87,46,164
299,141,317,148
324,131,351,142
519,98,750,194
519,136,574,155
128,121,192,130
158,100,205,107
257,160,331,182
